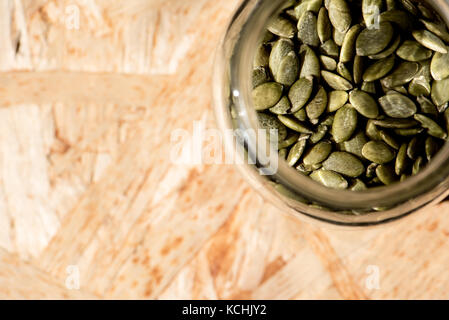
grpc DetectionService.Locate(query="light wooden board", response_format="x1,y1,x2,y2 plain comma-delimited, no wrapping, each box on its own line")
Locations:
0,0,449,300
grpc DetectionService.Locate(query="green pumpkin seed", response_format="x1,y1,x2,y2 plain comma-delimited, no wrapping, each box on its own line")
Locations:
267,15,297,38
366,163,378,179
258,113,288,142
320,39,340,58
321,71,353,90
294,108,307,121
303,141,333,165
420,19,449,43
278,115,314,134
252,67,270,88
310,124,330,143
379,10,413,30
323,152,365,177
320,55,337,71
279,133,300,149
300,46,321,78
407,136,420,160
317,7,332,43
379,92,417,118
366,120,383,140
408,78,431,97
417,96,438,116
369,34,401,59
362,0,383,28
306,86,328,119
412,30,448,54
287,137,308,166
350,179,367,191
339,131,368,158
270,96,291,115
327,90,348,112
289,78,314,112
340,24,363,63
412,156,425,175
362,141,396,164
425,136,439,161
269,39,294,78
363,55,396,82
356,22,394,56
353,55,364,85
337,62,353,82
431,78,449,107
379,129,400,149
294,0,323,20
275,51,300,86
349,89,379,119
396,40,432,62
254,45,270,68
333,28,347,46
414,114,448,139
380,61,420,88
332,104,358,143
361,81,377,94
253,82,283,110
328,0,352,33
395,143,408,175
310,169,349,189
376,165,397,185
431,51,449,81
298,11,320,47
394,127,424,136
373,118,419,128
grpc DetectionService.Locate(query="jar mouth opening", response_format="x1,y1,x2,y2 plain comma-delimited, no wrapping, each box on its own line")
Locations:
227,0,449,211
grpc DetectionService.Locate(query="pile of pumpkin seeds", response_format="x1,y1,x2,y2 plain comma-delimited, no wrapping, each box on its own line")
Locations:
252,0,449,190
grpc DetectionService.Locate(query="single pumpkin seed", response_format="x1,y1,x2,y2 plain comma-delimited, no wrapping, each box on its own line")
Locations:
431,78,449,107
431,51,449,81
332,104,358,143
267,15,297,38
300,46,321,78
310,169,349,189
340,24,363,63
414,114,448,139
298,11,320,47
380,61,420,88
320,55,337,70
337,62,353,82
327,90,348,112
407,136,420,160
372,118,419,128
320,39,340,58
353,55,364,84
317,7,332,43
287,138,308,166
289,78,314,112
349,89,380,119
379,92,418,118
269,39,294,78
412,30,448,54
310,125,330,143
395,143,408,175
376,165,397,185
328,0,352,33
366,120,383,140
379,129,400,149
278,115,314,134
356,22,394,56
339,131,368,158
321,70,353,90
253,82,283,110
363,55,396,82
254,45,270,68
279,133,300,149
294,108,308,121
350,179,367,191
412,156,425,175
425,136,439,161
275,51,300,86
303,141,333,165
394,127,424,136
362,141,396,164
361,81,377,94
417,96,438,116
333,28,347,46
396,40,432,62
258,113,288,142
323,152,365,177
306,86,328,119
252,67,270,88
270,96,291,115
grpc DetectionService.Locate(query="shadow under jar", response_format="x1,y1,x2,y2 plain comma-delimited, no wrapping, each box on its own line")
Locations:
213,0,449,227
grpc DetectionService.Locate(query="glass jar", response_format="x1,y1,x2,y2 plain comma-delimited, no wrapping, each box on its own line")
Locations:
213,0,449,227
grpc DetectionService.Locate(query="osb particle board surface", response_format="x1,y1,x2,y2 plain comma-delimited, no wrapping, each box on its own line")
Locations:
0,0,449,300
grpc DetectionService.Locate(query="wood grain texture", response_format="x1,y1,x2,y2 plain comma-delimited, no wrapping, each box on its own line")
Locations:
0,0,449,300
